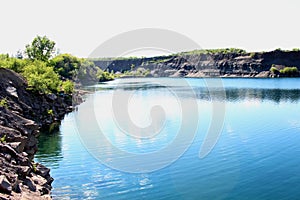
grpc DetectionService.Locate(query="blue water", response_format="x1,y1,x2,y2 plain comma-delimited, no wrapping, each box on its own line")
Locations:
35,78,300,200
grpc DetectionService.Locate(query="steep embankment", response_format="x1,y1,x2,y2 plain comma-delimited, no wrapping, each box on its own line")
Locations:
93,49,300,77
0,68,73,199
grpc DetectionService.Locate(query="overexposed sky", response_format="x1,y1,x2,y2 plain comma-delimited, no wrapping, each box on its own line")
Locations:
0,0,299,57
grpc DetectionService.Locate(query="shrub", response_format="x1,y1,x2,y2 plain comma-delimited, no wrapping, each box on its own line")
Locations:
61,80,74,94
50,54,82,79
280,67,299,76
22,61,61,94
270,66,279,74
97,69,115,82
0,55,29,73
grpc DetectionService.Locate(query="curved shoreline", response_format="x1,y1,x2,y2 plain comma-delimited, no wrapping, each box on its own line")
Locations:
0,68,73,199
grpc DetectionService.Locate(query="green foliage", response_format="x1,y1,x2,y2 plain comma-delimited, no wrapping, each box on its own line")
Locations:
0,98,8,108
250,52,256,58
47,109,54,116
270,66,279,74
61,80,74,94
50,54,82,79
280,67,299,76
22,61,61,94
0,54,29,73
292,48,300,52
32,163,37,172
97,69,115,82
25,36,56,62
76,60,115,83
0,135,6,143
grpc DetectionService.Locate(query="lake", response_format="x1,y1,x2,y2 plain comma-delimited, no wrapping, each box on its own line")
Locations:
35,78,300,200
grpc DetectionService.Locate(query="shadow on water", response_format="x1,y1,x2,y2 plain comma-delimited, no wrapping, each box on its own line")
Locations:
35,127,63,168
225,88,300,103
89,79,300,103
180,87,300,103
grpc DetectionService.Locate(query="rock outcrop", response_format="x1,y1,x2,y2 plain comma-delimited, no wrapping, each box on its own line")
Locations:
0,68,73,199
93,49,300,78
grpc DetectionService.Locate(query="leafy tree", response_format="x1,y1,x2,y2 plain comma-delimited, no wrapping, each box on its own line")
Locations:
25,36,56,62
50,54,82,79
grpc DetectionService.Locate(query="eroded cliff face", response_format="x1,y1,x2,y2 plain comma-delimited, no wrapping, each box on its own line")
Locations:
0,68,73,199
93,50,300,77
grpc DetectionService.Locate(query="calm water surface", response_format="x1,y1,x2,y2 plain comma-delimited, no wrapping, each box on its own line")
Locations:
35,78,300,200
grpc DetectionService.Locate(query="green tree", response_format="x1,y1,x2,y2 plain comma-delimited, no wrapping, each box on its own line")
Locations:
50,54,82,79
25,36,56,62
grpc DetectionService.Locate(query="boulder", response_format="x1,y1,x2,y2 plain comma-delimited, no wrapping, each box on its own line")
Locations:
0,175,12,194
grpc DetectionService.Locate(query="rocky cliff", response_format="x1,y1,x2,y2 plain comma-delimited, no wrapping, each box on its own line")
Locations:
93,49,300,78
0,68,73,199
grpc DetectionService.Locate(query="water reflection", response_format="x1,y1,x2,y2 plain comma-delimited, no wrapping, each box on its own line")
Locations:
36,78,300,200
91,79,300,103
35,128,63,168
225,88,300,103
192,88,300,103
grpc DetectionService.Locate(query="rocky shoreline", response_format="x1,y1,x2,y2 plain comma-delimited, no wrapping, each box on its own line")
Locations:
93,49,300,78
0,68,73,199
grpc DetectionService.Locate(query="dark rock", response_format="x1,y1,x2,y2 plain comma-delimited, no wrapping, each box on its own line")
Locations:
24,178,36,192
0,175,12,194
0,68,74,199
35,164,50,178
92,50,300,78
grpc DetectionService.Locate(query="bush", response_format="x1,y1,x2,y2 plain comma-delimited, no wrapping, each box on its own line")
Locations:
61,80,74,94
22,61,61,94
280,67,299,76
270,66,279,74
50,54,82,79
97,69,115,82
0,55,29,73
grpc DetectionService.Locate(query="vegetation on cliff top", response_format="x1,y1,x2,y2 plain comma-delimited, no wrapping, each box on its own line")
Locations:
0,36,116,94
270,65,299,77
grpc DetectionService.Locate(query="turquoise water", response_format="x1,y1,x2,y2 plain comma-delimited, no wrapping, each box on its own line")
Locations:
35,78,300,200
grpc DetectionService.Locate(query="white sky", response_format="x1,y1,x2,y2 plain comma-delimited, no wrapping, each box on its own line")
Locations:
0,0,300,57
